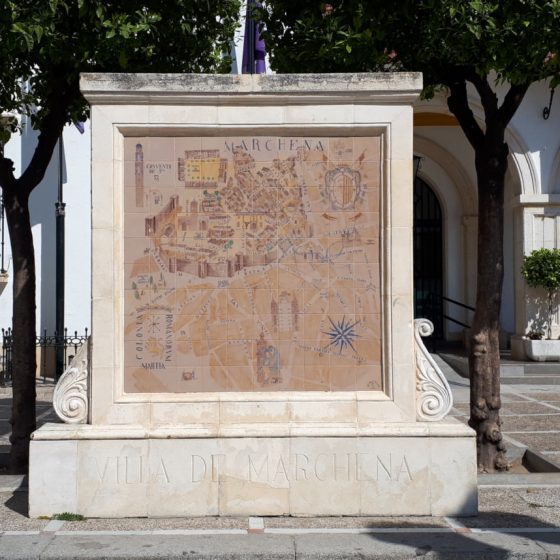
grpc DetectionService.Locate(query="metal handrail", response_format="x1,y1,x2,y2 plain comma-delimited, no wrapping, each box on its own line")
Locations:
440,295,475,312
442,314,471,329
425,292,473,334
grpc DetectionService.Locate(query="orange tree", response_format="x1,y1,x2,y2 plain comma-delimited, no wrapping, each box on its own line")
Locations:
260,0,560,471
0,0,240,473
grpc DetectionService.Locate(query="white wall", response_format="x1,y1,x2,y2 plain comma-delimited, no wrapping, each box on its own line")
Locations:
0,120,91,334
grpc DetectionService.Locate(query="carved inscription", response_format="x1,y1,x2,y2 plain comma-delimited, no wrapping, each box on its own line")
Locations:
89,452,413,485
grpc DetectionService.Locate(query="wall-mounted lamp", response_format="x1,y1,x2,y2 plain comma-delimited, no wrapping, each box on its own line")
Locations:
413,155,423,181
543,88,555,120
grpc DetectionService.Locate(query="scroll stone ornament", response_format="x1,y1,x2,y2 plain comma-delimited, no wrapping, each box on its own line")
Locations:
53,338,89,424
414,318,453,421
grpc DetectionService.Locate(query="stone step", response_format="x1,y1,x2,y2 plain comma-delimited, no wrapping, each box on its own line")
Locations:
438,352,560,379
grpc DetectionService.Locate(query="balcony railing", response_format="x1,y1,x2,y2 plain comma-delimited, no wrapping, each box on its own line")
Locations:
0,328,89,385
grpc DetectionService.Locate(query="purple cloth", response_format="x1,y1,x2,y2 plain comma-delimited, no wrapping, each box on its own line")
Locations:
242,0,266,74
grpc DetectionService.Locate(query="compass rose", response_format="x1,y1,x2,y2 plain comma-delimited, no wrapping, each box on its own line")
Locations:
322,316,360,353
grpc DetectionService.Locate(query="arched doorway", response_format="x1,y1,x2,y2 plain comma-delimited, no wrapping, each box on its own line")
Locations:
413,177,444,340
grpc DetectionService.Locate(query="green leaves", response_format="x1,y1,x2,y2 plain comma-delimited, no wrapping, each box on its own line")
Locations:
522,249,560,292
260,0,560,88
0,0,242,129
522,248,560,339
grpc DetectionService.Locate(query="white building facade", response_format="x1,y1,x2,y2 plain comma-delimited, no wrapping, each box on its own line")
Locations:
0,77,559,360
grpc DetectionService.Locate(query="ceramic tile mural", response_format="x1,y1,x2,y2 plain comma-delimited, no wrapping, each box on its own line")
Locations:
123,136,382,393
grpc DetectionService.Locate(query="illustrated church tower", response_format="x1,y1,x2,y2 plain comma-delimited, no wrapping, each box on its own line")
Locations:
135,143,144,207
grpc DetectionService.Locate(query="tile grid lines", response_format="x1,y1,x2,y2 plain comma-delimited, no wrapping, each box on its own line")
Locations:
123,135,382,393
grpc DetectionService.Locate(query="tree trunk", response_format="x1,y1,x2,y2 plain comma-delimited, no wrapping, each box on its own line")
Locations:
3,189,37,474
468,143,509,472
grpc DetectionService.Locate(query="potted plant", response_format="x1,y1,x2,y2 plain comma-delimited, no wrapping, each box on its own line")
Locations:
521,248,560,361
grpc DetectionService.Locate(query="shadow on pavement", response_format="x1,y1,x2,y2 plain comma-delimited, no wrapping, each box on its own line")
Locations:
5,488,28,517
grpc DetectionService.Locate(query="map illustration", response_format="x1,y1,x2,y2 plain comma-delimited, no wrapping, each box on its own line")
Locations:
123,136,382,393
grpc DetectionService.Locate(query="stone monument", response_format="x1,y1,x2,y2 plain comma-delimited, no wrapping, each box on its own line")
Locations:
30,73,477,517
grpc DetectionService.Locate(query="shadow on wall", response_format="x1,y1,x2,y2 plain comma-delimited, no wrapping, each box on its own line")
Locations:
526,287,559,337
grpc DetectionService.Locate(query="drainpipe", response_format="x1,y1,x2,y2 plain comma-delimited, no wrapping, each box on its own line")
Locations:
55,135,65,380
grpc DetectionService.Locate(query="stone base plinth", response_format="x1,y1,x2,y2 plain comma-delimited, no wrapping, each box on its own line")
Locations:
29,422,477,518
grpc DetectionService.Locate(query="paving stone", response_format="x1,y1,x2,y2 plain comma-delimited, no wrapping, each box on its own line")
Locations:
265,516,448,528
542,452,560,466
462,487,560,528
0,492,49,532
502,415,560,432
513,391,560,402
294,532,546,559
503,402,560,415
40,534,295,560
511,433,560,453
62,516,247,531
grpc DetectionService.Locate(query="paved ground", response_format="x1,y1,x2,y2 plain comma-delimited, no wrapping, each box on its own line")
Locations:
1,365,560,557
0,384,56,469
438,355,560,470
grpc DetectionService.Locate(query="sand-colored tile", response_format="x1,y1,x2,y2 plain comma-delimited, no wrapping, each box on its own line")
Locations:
353,136,381,163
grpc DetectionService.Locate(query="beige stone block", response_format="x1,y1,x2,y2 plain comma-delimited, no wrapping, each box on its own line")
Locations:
390,160,413,228
357,437,430,515
290,400,357,423
220,401,290,424
91,161,115,230
389,110,414,160
390,362,416,420
284,105,354,125
91,300,115,368
89,366,114,424
91,109,116,162
429,435,478,516
217,105,284,125
390,227,413,296
357,400,411,423
147,439,219,516
28,429,477,517
219,438,290,515
103,402,151,426
147,105,218,124
390,296,414,365
91,229,115,299
289,437,360,515
29,440,78,517
77,440,149,517
91,263,115,302
353,105,405,124
151,402,219,426
94,105,150,130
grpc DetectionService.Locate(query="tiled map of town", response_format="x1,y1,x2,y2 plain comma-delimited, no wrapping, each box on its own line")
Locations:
123,136,382,392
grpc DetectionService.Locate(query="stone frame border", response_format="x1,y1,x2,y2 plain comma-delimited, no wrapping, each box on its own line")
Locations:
84,73,421,429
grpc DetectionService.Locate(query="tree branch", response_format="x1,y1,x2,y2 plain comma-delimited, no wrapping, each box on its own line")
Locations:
0,157,17,194
498,83,530,127
468,72,499,121
18,106,66,197
446,80,485,150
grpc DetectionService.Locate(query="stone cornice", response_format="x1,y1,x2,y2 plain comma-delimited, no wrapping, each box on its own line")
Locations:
80,73,423,105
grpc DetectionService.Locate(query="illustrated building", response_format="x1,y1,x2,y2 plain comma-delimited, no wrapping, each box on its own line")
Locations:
135,143,144,207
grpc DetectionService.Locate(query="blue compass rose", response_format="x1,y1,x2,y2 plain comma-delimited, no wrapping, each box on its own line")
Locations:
322,316,360,353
